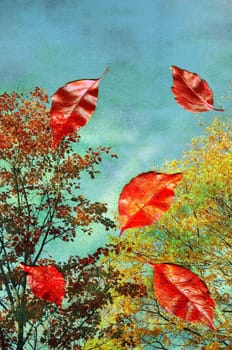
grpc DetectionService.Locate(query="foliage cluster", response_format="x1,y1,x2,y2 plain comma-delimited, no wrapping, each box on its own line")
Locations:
0,89,126,350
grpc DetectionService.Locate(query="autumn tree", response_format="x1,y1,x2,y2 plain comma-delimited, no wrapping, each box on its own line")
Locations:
0,87,129,350
90,116,231,349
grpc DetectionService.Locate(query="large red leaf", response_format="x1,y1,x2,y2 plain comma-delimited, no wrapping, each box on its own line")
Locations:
153,263,215,329
50,68,109,148
171,65,224,113
119,172,183,235
20,263,65,311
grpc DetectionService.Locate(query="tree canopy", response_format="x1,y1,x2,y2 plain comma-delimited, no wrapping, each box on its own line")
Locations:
91,117,232,350
0,88,121,350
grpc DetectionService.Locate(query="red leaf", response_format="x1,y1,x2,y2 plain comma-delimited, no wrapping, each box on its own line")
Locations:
50,67,109,148
153,263,215,329
20,264,65,311
119,172,183,235
171,65,224,113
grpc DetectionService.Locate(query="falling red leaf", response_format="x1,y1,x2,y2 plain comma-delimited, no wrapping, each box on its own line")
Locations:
20,263,65,311
171,65,224,113
153,263,215,329
119,172,183,235
50,67,109,148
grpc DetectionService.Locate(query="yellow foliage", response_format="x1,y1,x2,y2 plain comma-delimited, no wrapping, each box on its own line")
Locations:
201,342,223,350
100,117,232,349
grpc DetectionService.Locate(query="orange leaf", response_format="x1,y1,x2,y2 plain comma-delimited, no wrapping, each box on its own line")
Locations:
153,263,215,329
171,66,224,113
118,172,183,235
50,68,109,148
20,263,65,312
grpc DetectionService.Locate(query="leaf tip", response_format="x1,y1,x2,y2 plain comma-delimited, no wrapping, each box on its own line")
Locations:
209,322,216,331
214,107,224,112
59,304,63,314
119,228,124,237
101,66,110,79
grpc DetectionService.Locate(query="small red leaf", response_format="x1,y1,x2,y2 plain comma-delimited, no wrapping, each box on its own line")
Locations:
50,67,109,148
119,172,183,235
171,65,224,113
153,263,215,329
20,263,65,311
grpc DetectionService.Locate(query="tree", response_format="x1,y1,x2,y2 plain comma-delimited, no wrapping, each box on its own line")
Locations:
91,117,231,349
0,88,123,349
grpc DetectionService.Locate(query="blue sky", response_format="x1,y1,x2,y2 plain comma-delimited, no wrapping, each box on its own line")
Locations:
0,0,231,258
